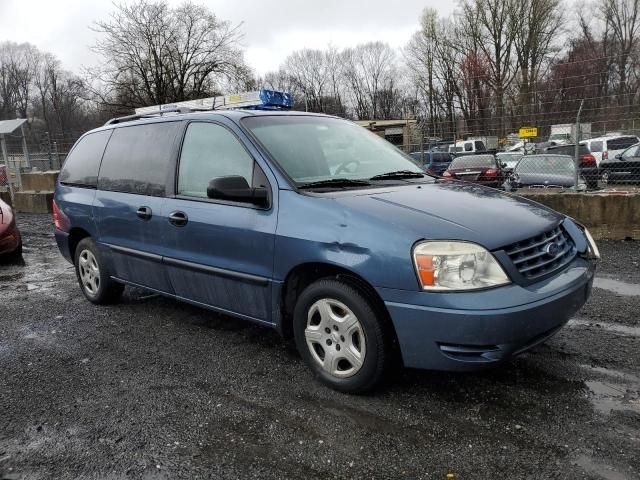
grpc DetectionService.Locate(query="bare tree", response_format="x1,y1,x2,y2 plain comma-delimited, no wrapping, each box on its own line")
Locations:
514,0,564,123
461,0,519,135
342,42,400,119
600,0,640,108
90,0,248,109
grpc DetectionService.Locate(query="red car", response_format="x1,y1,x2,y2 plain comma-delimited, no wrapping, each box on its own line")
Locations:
0,198,22,259
442,154,506,188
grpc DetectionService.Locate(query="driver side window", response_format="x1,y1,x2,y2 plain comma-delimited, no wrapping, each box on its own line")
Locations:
178,122,254,198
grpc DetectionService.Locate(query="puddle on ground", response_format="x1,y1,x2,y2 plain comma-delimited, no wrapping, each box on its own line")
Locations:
579,365,640,416
574,454,629,480
0,249,74,301
568,319,640,337
593,277,640,296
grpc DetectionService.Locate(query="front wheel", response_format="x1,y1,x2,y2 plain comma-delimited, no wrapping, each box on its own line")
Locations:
293,279,390,393
74,238,124,304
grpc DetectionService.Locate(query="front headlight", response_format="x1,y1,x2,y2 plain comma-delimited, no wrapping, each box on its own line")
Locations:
582,226,601,260
413,241,510,291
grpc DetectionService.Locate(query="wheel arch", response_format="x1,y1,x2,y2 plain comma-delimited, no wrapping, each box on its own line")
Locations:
68,227,92,262
278,262,398,346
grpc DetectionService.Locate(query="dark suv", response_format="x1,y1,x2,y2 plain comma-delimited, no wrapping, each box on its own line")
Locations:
409,151,452,176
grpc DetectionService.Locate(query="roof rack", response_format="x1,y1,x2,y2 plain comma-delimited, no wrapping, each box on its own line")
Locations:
103,89,292,126
134,88,292,115
103,106,205,126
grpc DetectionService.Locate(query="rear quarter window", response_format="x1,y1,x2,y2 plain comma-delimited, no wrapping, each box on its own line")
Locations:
589,141,603,152
98,122,181,196
59,130,112,188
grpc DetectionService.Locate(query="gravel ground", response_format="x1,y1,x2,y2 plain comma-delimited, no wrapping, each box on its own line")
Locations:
1,214,639,480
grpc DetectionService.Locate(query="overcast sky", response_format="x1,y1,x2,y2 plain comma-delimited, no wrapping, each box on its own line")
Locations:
0,0,456,76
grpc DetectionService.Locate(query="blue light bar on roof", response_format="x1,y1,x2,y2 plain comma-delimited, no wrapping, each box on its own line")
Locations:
134,88,293,115
257,89,293,109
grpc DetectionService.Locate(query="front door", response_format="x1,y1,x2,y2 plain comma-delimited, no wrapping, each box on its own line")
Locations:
162,121,278,323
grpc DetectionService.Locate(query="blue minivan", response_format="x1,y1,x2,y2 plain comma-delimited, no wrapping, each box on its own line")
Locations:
54,110,598,392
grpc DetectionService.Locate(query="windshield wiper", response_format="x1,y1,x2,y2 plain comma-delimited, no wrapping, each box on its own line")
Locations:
369,170,425,180
297,178,372,190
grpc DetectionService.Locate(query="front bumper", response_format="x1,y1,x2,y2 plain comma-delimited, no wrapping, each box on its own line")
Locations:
379,257,595,370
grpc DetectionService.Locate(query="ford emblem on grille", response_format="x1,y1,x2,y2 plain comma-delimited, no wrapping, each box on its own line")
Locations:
544,242,560,257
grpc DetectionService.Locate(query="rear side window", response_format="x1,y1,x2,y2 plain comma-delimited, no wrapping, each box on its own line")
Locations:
98,122,180,196
59,131,111,188
607,136,639,151
178,122,254,198
464,142,473,152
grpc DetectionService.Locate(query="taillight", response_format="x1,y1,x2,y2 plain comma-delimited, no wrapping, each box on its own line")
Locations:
426,166,435,174
442,170,452,177
602,151,608,161
484,168,498,177
52,199,70,231
579,154,597,167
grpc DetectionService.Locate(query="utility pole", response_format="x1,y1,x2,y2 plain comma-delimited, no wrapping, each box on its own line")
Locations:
574,99,584,190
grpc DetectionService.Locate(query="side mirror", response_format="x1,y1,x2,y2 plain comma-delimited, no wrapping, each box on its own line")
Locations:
207,176,269,207
501,162,508,168
615,153,622,160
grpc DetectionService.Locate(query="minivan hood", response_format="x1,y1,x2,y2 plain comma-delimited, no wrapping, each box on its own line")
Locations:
335,181,563,250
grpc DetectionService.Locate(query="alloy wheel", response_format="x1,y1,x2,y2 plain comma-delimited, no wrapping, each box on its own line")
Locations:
78,249,100,296
304,298,367,378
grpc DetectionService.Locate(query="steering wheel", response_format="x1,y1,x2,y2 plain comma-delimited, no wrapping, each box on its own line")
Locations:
334,160,360,175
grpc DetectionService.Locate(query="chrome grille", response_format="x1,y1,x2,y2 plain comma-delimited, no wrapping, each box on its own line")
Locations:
504,225,576,280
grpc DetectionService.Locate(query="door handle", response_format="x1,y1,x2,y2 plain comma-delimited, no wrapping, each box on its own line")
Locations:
136,206,152,221
168,211,188,227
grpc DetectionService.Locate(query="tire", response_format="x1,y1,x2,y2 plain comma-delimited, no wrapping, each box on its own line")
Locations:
293,278,390,393
7,242,22,261
74,237,124,304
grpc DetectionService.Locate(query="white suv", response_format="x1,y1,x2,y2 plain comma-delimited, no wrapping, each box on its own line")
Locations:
582,135,639,166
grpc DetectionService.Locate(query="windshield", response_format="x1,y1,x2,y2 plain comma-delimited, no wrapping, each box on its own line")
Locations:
450,155,495,169
242,116,424,185
515,155,575,175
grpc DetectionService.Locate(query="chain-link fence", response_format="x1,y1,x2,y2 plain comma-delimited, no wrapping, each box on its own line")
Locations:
0,130,79,201
379,119,640,194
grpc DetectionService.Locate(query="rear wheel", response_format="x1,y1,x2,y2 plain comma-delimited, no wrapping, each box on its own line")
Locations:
74,238,124,304
293,279,390,393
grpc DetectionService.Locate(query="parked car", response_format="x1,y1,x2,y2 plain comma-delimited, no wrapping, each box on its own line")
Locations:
495,152,524,173
409,151,452,176
599,142,640,184
0,198,22,259
442,154,505,187
537,143,599,189
503,155,586,191
54,110,598,393
582,135,640,165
